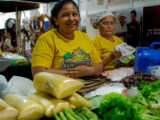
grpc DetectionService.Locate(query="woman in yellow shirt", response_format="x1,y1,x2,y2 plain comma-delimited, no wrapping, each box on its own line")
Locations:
32,0,116,78
92,11,123,70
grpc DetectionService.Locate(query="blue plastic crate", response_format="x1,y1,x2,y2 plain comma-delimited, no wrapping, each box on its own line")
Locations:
134,42,160,73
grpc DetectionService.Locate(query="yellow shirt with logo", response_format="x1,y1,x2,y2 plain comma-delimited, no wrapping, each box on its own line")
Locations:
32,29,102,69
93,35,123,70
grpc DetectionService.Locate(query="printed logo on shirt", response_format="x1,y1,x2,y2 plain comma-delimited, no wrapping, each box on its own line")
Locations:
61,47,92,69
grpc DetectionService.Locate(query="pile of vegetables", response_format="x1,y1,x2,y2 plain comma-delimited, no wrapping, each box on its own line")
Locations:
130,81,160,119
98,93,141,120
53,107,99,120
119,71,158,89
87,81,160,120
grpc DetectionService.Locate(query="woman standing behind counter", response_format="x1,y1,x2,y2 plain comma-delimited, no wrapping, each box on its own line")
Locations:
32,0,121,78
92,11,123,70
32,0,105,78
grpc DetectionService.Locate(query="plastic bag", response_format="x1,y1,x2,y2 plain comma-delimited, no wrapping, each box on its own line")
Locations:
6,76,36,96
33,72,84,99
0,75,8,98
100,67,134,81
2,52,25,59
148,65,160,79
115,43,136,64
84,83,126,97
65,93,92,109
4,94,43,120
28,92,74,117
0,99,18,120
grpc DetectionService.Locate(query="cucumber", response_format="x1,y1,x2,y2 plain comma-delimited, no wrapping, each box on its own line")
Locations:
75,112,88,120
64,109,76,120
59,112,67,120
65,108,83,120
53,111,61,120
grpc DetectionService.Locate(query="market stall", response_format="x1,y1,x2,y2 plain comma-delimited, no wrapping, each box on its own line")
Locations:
0,0,55,80
0,0,160,120
0,1,39,80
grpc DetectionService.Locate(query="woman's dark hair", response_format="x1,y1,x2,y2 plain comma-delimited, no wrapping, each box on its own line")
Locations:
51,0,80,28
6,28,17,47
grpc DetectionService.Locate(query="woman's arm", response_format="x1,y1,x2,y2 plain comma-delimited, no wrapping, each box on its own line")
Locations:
103,51,122,66
65,62,103,78
32,66,67,77
4,47,17,53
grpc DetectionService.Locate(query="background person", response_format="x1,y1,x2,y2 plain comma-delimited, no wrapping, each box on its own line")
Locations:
92,11,123,70
22,29,32,60
127,10,140,47
114,13,127,42
3,28,17,53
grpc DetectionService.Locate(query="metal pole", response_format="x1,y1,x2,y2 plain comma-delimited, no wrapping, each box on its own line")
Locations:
16,6,19,54
78,0,81,30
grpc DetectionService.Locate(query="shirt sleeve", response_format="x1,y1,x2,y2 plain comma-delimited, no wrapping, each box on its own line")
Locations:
91,40,102,64
93,38,102,58
31,34,55,68
83,33,102,64
115,36,124,44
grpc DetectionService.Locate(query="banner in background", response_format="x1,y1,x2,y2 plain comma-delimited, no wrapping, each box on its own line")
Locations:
143,5,160,46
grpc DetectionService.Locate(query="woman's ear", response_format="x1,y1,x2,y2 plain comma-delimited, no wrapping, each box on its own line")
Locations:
53,17,58,26
96,22,99,29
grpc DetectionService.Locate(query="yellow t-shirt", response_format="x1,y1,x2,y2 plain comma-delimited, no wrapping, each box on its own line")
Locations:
32,29,101,69
0,48,2,56
93,35,123,70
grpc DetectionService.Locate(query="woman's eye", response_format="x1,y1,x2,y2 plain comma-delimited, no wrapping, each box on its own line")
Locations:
62,13,69,17
103,21,109,25
73,12,78,17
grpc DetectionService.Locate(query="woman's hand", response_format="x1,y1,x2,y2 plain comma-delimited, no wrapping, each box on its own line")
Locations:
103,51,122,66
65,65,94,78
112,50,122,58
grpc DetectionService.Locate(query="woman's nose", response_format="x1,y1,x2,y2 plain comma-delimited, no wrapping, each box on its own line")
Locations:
107,24,112,28
68,15,74,21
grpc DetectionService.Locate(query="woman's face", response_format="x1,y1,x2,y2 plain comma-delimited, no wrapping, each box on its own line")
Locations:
53,3,80,34
98,16,115,37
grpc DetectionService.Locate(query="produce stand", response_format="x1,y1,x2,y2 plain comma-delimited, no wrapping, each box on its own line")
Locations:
0,0,160,120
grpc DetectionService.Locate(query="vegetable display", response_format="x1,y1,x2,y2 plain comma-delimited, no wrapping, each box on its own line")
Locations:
130,81,160,120
99,93,141,120
53,107,99,120
119,71,158,89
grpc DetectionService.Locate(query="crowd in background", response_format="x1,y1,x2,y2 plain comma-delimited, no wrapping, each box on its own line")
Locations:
114,10,141,47
0,8,141,61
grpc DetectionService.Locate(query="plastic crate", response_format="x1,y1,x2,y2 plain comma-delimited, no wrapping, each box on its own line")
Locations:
0,58,13,72
134,42,160,73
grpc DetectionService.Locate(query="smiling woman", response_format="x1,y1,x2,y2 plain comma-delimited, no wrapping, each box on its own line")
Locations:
31,0,105,78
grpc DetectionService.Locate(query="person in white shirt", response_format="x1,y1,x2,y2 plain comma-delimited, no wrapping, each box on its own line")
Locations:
114,14,127,42
22,29,31,59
